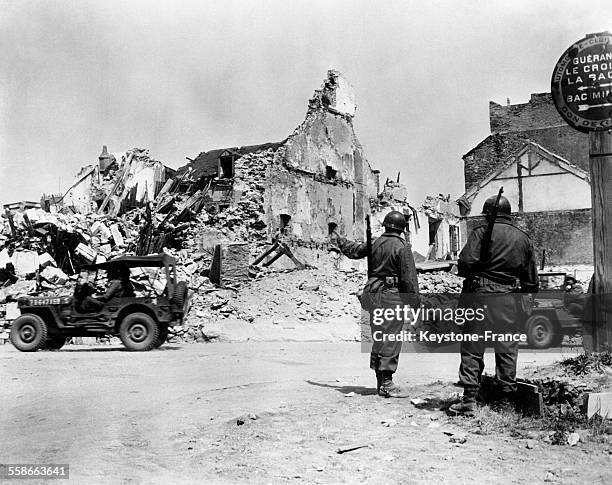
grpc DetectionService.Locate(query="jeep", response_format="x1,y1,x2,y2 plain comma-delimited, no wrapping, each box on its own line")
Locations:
9,254,188,352
523,271,584,349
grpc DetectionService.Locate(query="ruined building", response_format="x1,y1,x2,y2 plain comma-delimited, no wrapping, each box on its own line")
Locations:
458,93,592,264
372,179,460,263
178,70,380,245
60,147,173,215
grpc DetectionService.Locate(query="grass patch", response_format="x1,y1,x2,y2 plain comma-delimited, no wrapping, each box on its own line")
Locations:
465,404,541,437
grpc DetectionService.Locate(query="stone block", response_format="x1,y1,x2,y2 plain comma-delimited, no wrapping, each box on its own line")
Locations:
586,392,612,419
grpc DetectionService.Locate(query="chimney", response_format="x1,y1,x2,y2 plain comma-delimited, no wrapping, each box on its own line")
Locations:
99,145,114,172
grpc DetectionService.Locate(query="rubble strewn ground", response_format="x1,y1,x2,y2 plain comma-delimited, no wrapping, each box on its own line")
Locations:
181,267,364,342
2,343,610,484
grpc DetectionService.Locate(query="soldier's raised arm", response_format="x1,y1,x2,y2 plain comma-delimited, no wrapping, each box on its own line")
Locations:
330,232,368,260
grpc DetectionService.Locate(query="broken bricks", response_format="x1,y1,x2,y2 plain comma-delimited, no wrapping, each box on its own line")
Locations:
40,266,69,286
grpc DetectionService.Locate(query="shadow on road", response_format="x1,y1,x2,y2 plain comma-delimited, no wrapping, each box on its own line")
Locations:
306,380,377,396
412,396,456,411
57,345,183,352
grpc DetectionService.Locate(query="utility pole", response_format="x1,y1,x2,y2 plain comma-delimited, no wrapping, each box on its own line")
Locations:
551,32,612,351
589,130,612,350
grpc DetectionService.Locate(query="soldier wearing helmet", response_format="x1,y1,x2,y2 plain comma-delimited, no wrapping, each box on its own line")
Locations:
449,194,538,415
330,210,419,398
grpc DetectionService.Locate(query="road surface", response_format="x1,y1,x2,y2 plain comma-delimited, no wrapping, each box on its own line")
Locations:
1,342,608,484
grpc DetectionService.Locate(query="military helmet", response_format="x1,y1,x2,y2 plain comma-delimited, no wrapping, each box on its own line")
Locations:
382,211,406,231
481,195,511,216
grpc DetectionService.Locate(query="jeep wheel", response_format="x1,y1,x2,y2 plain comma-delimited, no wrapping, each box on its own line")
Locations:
119,313,159,351
526,315,556,349
154,325,169,348
44,336,67,351
10,314,48,352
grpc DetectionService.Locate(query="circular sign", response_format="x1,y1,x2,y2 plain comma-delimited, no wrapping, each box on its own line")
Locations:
551,32,612,132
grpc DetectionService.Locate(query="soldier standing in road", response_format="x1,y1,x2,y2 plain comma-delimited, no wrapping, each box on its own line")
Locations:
330,211,419,398
450,195,538,415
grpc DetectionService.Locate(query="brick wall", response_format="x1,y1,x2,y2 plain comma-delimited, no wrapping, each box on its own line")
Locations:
465,209,592,265
462,133,526,191
489,93,565,133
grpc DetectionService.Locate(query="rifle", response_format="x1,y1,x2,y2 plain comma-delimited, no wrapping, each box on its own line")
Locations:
480,187,504,264
365,215,373,277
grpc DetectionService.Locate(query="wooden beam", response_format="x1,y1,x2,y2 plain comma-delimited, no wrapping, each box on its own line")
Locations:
589,130,612,352
517,157,524,212
4,209,16,237
98,153,134,214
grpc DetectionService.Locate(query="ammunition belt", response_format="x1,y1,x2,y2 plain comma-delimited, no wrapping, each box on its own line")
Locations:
473,274,518,288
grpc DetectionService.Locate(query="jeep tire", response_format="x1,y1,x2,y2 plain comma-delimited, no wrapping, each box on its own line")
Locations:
154,325,169,348
526,315,557,349
119,313,159,351
10,314,48,352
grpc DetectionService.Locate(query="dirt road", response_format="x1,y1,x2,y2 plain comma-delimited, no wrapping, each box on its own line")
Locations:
1,343,609,484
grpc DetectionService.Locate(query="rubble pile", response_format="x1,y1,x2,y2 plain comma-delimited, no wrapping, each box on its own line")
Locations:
418,272,463,293
0,210,140,291
175,266,364,342
168,263,465,343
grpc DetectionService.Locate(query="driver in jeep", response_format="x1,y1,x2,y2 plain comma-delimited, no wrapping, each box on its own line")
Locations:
77,265,135,313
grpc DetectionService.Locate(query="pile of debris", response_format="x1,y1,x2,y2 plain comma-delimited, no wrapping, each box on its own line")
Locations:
515,353,612,445
167,261,465,343
418,272,463,293
173,265,364,342
0,210,138,295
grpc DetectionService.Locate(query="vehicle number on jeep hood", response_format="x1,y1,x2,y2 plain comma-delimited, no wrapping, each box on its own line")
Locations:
29,298,62,305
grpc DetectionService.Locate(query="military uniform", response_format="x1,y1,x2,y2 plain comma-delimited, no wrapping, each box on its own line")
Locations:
333,230,419,392
564,279,585,316
455,213,538,405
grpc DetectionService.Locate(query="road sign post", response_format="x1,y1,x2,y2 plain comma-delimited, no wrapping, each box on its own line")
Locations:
588,131,612,351
552,32,612,352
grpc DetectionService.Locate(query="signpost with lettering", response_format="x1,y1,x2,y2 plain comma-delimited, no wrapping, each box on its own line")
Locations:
551,32,612,352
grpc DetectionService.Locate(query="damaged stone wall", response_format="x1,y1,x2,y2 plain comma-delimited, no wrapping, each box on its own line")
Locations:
265,167,357,241
264,70,377,242
207,148,274,242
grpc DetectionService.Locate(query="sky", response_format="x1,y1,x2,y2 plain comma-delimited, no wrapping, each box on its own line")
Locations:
1,0,611,207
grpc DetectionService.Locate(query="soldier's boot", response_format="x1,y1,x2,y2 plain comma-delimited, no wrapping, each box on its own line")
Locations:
449,387,478,415
378,372,409,398
375,370,383,393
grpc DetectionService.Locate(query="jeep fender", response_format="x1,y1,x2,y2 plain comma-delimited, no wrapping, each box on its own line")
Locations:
17,307,62,329
114,304,159,332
